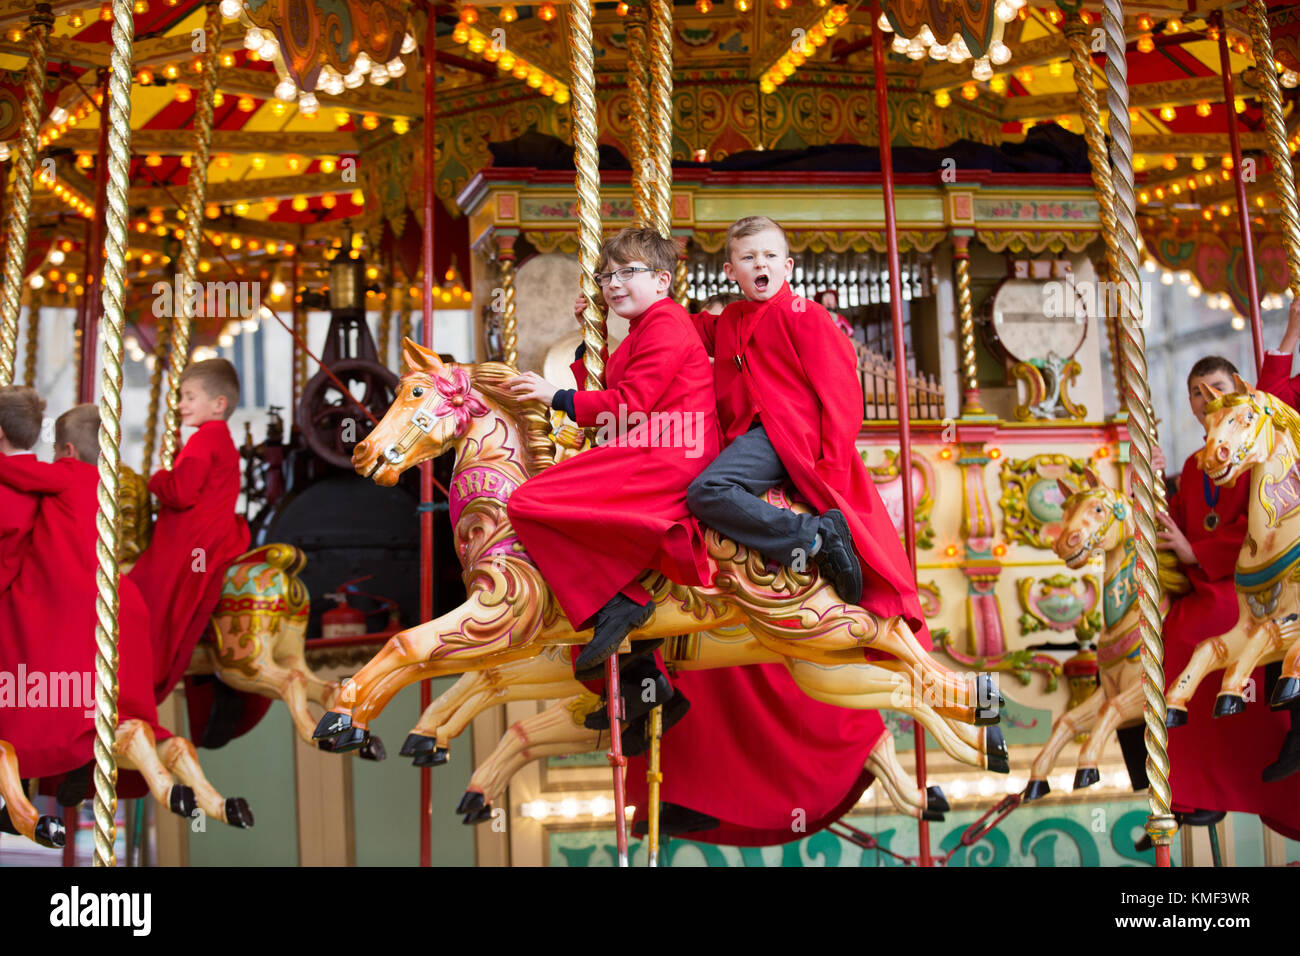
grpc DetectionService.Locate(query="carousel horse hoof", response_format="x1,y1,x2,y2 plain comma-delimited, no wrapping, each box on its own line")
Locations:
462,804,494,826
412,747,450,768
1262,730,1300,782
985,726,1009,774
457,791,485,815
1270,677,1300,709
225,797,255,829
317,727,369,753
1022,779,1051,802
974,674,1002,726
1072,767,1100,790
1179,808,1225,827
170,785,198,818
313,710,353,740
1213,694,1246,718
400,733,438,758
358,735,387,762
1134,834,1153,854
926,786,950,814
1165,707,1188,728
922,808,945,822
57,760,93,807
35,815,66,849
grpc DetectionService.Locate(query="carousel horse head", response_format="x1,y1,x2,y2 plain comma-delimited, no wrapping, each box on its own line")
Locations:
1198,373,1287,488
1054,468,1129,568
353,339,557,487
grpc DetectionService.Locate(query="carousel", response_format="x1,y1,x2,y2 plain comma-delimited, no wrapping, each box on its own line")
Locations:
0,0,1297,869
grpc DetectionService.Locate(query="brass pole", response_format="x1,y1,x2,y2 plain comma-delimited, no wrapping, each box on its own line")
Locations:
647,0,674,238
496,231,519,368
952,234,983,415
92,0,136,868
646,705,663,867
626,8,652,227
22,288,40,386
1102,0,1176,864
1247,0,1300,296
161,2,221,469
0,5,53,385
376,270,395,368
141,323,169,475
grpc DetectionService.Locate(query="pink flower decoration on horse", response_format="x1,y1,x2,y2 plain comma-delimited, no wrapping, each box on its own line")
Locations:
434,368,489,435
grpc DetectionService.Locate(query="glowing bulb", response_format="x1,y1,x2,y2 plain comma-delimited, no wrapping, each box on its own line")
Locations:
274,79,297,101
219,0,242,17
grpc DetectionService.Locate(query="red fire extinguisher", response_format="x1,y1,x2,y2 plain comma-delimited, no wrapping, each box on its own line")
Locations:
320,575,401,638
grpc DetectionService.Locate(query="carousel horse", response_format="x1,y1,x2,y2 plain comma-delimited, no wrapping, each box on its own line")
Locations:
120,468,379,757
0,740,65,847
1166,376,1300,724
1024,470,1188,801
456,694,950,825
315,340,1001,756
399,628,1005,773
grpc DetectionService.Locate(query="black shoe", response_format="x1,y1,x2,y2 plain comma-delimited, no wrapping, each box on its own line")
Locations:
584,658,674,731
631,802,720,838
622,690,691,757
1263,729,1300,782
575,594,655,671
811,510,862,605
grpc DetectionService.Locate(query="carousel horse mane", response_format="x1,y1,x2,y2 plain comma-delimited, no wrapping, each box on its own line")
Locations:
465,361,558,477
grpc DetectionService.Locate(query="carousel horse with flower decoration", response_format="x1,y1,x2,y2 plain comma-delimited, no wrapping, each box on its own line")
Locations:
1022,469,1188,802
398,626,1004,786
314,340,1002,767
455,690,950,826
1165,376,1300,768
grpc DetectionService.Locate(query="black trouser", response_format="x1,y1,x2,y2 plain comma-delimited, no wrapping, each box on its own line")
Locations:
687,422,822,567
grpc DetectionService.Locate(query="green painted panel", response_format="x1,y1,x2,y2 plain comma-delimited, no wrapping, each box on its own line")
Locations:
352,675,477,866
186,703,298,867
691,192,946,225
548,798,1185,866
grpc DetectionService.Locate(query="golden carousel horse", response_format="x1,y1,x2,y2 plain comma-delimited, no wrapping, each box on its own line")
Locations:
1165,377,1300,739
1023,471,1187,801
457,693,951,826
315,340,1002,770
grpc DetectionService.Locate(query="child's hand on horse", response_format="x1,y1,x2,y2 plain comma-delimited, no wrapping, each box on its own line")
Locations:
1157,512,1196,565
508,371,559,406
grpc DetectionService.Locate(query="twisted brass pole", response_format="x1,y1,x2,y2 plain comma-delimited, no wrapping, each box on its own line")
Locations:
673,236,690,306
625,8,652,228
141,323,169,474
953,234,982,415
399,284,414,347
23,289,40,386
571,0,606,390
376,272,394,368
1065,11,1127,402
92,0,136,868
496,232,519,369
1103,0,1175,861
1247,0,1300,295
648,0,674,238
0,5,53,385
161,1,220,469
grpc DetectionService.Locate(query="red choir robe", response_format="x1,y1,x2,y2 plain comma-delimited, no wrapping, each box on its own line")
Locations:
128,419,250,701
507,296,721,629
1166,450,1300,838
0,456,169,782
1259,351,1300,410
0,452,38,593
693,282,930,647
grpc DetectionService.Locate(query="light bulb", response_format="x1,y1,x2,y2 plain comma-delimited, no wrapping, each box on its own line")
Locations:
355,52,372,73
298,92,319,116
274,79,297,101
387,56,406,78
369,64,390,85
972,57,993,81
876,13,891,30
401,33,416,55
989,41,1011,65
244,27,263,51
219,0,241,17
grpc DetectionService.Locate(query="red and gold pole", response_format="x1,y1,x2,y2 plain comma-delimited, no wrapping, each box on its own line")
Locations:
872,4,928,867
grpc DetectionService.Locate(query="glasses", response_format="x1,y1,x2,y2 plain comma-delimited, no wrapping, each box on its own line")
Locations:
594,266,657,287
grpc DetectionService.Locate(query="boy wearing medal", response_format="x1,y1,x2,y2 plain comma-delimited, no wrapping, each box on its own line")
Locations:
1158,356,1300,839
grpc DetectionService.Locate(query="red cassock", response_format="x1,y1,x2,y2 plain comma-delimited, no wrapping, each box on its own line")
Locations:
624,663,879,846
1259,351,1300,410
1165,450,1300,838
0,453,38,593
693,282,929,645
507,297,721,629
0,457,168,781
127,419,250,702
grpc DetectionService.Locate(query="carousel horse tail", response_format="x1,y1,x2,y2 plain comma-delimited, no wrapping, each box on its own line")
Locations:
1155,548,1191,596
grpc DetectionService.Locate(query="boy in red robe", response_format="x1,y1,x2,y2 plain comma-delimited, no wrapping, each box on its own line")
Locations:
0,406,169,801
506,228,722,700
0,385,44,591
686,216,931,655
1159,356,1300,839
127,358,250,701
